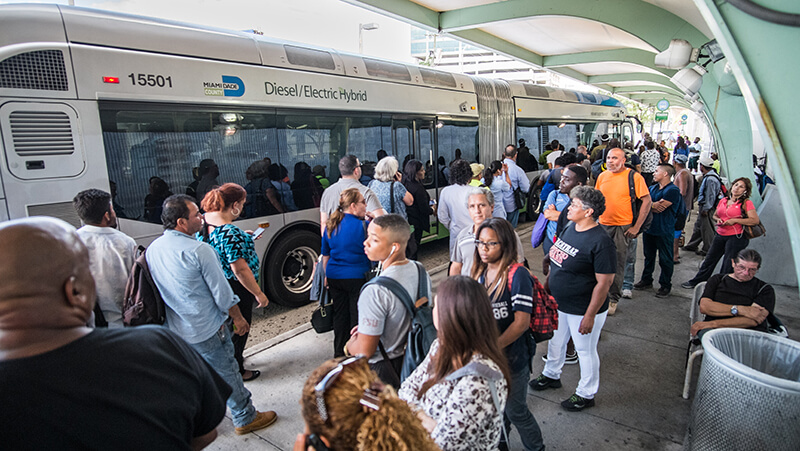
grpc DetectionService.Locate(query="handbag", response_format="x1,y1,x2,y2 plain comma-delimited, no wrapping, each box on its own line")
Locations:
744,222,766,239
310,300,334,333
513,187,525,210
531,214,548,248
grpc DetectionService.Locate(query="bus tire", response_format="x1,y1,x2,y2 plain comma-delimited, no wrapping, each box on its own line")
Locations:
526,187,541,221
263,229,319,308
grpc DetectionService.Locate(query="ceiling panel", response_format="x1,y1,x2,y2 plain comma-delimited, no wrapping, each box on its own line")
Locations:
608,80,669,88
411,0,501,12
567,62,665,76
483,16,658,56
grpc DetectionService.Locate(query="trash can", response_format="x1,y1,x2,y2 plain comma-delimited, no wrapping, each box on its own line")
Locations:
685,328,800,450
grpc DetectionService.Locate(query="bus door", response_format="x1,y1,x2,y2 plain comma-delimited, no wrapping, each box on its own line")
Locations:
391,117,438,237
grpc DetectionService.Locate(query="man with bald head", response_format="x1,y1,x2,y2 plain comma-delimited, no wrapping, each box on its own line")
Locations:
595,148,652,315
0,217,229,449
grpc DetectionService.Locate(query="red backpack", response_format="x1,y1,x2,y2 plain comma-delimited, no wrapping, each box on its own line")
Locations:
508,263,559,343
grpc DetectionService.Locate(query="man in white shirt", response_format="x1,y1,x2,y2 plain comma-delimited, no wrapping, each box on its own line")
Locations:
73,189,137,328
503,145,531,227
319,155,385,234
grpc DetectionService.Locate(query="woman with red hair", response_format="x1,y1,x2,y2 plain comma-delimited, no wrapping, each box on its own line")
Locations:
199,183,269,382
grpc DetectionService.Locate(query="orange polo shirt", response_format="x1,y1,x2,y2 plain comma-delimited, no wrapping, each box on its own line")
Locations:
595,168,649,226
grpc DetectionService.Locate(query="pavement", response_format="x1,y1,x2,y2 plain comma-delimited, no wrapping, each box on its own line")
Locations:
207,217,800,451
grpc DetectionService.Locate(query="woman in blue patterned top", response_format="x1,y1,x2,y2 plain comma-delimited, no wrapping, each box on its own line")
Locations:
200,183,269,382
369,156,414,219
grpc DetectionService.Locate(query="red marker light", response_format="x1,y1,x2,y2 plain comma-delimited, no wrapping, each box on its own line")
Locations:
103,76,120,84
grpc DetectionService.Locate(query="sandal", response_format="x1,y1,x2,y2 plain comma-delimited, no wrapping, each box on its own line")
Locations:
242,369,261,382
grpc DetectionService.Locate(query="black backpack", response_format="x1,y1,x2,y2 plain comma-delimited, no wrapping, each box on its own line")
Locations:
122,246,166,326
361,261,435,383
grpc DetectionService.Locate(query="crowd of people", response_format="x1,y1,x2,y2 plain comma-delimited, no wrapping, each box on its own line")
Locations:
0,136,779,450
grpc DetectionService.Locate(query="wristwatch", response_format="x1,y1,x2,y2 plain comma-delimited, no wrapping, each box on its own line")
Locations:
730,306,738,316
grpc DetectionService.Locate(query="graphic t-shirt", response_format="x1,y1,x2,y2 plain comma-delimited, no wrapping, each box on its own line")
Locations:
479,267,534,372
548,224,616,315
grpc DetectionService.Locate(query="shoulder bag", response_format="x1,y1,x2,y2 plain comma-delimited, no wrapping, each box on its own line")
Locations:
629,169,652,233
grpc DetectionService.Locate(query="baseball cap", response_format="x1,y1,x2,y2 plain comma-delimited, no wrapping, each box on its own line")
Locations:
674,154,688,165
698,155,714,168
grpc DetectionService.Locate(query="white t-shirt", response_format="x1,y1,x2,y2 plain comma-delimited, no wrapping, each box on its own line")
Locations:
546,150,565,168
358,261,432,363
77,225,137,328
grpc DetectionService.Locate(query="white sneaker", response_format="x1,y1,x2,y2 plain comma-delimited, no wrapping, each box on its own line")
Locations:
622,289,633,299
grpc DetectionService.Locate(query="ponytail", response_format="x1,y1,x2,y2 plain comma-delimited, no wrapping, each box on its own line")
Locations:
326,188,362,238
483,167,495,187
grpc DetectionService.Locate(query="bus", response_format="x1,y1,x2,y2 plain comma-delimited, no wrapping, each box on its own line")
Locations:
0,4,630,307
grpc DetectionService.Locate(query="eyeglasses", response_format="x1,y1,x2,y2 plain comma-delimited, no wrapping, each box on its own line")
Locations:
733,263,758,274
315,356,365,422
474,240,500,250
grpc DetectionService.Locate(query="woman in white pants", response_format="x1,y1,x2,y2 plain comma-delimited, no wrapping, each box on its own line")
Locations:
529,186,616,411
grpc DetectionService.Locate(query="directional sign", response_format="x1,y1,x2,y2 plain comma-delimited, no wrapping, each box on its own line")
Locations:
655,112,669,122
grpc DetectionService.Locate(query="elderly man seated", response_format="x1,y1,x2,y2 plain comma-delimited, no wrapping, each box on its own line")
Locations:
691,249,775,337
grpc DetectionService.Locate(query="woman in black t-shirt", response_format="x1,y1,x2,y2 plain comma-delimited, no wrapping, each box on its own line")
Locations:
530,186,616,412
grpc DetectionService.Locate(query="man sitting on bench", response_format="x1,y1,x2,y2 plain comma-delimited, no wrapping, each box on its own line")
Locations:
691,249,775,337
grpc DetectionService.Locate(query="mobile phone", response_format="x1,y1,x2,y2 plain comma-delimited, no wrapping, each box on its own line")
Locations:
251,222,269,239
429,199,436,206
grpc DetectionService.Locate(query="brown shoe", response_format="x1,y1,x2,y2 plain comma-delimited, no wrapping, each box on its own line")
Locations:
608,301,618,316
235,411,278,435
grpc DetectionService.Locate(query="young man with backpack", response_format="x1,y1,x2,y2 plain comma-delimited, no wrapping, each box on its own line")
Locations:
345,214,433,389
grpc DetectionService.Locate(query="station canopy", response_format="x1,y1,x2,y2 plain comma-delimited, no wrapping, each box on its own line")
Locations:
345,0,715,109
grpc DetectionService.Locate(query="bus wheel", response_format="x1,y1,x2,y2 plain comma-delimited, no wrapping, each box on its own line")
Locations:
263,229,319,308
526,187,541,221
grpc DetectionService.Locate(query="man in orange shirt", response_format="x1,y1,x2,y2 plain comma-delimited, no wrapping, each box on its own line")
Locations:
595,148,652,315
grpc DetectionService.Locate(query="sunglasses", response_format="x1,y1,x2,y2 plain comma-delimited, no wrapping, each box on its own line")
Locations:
314,356,365,422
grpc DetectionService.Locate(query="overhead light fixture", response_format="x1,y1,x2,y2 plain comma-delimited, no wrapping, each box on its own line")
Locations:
557,123,566,128
691,100,705,113
671,65,707,95
655,40,699,69
683,93,700,103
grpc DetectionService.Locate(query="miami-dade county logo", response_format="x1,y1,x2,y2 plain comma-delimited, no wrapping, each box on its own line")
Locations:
203,76,245,97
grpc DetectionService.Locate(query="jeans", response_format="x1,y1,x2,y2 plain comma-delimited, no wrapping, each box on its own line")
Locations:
641,233,675,290
328,278,365,358
507,209,521,228
502,358,544,451
601,224,632,302
622,237,637,291
192,324,257,428
688,233,750,284
543,310,608,399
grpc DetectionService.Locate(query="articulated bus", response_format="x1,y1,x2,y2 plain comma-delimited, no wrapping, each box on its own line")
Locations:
0,5,630,307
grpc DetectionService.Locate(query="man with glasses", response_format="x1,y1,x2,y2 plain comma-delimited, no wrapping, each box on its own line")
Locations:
450,187,524,276
690,249,774,338
147,194,278,435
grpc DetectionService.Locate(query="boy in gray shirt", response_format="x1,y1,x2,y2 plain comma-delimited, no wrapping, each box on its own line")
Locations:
346,214,432,387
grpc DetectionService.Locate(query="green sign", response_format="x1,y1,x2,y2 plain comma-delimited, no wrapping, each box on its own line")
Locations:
655,112,669,122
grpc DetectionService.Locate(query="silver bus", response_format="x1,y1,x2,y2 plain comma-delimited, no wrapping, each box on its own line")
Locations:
0,4,629,307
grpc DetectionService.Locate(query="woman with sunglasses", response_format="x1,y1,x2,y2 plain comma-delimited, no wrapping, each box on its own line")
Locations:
471,217,544,451
297,356,438,451
530,186,615,411
398,276,510,450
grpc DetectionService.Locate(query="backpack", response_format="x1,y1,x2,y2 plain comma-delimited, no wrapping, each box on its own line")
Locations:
361,261,435,383
122,246,167,326
243,177,279,218
507,263,559,343
445,361,509,444
591,148,608,179
629,169,653,233
673,193,688,232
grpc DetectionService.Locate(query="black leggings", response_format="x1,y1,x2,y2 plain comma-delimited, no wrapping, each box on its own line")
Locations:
689,233,750,284
229,278,255,374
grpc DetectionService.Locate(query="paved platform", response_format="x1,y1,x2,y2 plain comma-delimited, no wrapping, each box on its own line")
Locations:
208,218,800,450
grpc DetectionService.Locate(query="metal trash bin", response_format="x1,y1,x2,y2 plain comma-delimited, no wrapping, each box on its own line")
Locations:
685,328,800,450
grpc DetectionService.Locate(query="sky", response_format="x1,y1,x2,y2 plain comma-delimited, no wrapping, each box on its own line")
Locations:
0,0,417,62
